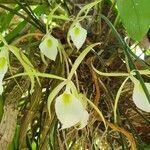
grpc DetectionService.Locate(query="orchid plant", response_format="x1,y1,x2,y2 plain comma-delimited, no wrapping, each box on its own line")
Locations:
55,84,89,129
38,3,93,130
39,34,58,61
93,65,150,118
38,23,89,129
0,0,150,149
69,23,87,50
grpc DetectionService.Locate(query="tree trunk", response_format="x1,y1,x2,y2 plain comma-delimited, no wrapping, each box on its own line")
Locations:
0,77,30,149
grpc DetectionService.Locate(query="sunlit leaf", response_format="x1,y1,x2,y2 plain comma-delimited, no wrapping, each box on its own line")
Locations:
117,0,150,41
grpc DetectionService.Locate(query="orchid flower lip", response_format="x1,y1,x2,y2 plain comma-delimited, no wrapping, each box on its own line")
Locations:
55,90,89,129
39,34,58,61
69,23,87,50
132,80,150,112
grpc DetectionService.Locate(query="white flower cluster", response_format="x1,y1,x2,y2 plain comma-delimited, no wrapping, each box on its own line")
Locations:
39,23,87,61
39,22,89,129
38,22,150,129
0,20,149,132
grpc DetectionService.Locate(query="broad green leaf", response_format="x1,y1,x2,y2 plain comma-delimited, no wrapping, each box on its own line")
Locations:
117,0,150,41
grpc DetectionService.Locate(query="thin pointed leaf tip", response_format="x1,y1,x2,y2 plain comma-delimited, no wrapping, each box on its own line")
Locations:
69,23,87,50
39,34,58,61
55,91,89,129
0,48,8,95
133,80,150,112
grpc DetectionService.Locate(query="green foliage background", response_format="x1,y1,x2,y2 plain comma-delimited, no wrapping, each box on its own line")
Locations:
0,0,150,149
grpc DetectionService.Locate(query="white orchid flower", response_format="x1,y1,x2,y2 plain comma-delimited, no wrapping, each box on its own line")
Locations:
69,23,87,50
132,79,150,112
39,34,58,61
0,48,8,94
55,91,89,129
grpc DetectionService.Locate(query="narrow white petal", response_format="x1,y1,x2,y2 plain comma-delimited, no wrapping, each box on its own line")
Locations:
133,82,150,112
69,23,87,50
39,35,58,61
55,92,89,129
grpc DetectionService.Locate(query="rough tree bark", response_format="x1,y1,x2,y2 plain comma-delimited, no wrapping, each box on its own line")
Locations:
0,77,30,149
